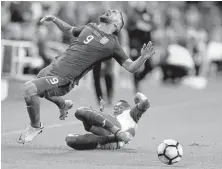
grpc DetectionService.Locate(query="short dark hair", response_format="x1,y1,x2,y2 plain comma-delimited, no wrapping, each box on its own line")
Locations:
117,100,131,109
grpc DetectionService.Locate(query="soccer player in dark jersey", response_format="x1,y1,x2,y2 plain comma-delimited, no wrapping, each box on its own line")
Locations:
65,92,150,150
17,9,155,144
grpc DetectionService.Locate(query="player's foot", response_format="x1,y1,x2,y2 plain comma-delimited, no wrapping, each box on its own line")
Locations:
59,100,73,120
17,122,44,144
115,130,133,143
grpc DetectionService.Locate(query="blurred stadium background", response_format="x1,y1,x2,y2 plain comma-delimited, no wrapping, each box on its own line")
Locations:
1,1,222,169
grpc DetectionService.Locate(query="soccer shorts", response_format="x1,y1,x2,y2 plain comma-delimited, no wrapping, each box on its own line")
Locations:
31,64,73,97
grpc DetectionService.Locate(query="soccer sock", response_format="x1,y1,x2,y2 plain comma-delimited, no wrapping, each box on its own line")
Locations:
45,96,66,109
93,64,103,105
66,134,116,150
105,74,113,105
25,95,41,128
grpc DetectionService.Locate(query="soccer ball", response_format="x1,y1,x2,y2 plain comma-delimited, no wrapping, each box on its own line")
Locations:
157,139,183,165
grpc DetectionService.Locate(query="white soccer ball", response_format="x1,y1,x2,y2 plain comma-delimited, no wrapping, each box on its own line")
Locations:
157,139,183,165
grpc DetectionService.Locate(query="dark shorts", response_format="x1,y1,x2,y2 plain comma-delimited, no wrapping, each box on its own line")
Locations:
32,64,73,97
161,63,189,80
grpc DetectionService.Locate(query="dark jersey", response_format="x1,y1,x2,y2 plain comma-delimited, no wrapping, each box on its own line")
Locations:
52,23,128,83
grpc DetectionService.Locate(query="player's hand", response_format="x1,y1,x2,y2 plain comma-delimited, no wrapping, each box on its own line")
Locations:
141,41,155,60
134,92,147,104
40,15,56,23
135,92,148,103
115,130,133,143
99,97,106,112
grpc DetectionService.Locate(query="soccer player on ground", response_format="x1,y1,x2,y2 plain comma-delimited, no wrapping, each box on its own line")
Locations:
65,92,150,150
17,9,155,144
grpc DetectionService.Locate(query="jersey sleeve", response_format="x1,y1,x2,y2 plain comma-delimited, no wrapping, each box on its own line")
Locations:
129,105,147,123
113,38,129,65
71,25,86,37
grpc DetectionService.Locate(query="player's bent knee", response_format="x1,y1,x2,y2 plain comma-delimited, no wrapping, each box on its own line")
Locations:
75,107,90,119
23,81,38,99
65,135,78,149
65,134,77,144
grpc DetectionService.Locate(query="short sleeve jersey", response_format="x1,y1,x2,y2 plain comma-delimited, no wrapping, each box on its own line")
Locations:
52,23,128,82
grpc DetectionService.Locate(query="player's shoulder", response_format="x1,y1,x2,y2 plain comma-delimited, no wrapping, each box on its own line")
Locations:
111,35,121,49
80,22,97,32
87,22,98,28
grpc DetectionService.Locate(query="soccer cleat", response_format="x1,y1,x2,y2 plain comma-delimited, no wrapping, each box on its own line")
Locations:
59,100,73,120
17,122,44,144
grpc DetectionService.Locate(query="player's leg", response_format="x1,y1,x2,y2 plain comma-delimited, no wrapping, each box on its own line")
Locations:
74,108,131,142
37,66,74,119
18,75,72,144
65,133,119,150
44,96,66,110
21,64,53,128
92,63,103,105
37,64,66,109
89,126,111,136
133,74,140,93
44,96,73,120
17,80,44,144
104,60,114,105
138,59,153,79
74,108,112,136
134,59,153,92
75,107,121,133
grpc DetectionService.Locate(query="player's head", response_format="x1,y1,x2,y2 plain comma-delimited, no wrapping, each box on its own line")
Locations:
113,100,130,116
100,9,124,35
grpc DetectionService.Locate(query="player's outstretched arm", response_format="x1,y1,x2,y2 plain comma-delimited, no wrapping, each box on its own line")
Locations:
122,41,155,73
40,15,82,37
130,92,151,123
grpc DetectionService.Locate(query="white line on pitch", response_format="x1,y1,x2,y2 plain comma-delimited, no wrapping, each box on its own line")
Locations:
1,121,81,136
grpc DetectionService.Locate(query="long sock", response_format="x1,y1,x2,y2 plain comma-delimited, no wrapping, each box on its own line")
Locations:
25,95,41,128
45,96,66,109
105,74,113,105
93,64,103,104
66,134,116,150
134,76,140,93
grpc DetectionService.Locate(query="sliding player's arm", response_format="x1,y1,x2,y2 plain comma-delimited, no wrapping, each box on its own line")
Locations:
40,15,85,37
113,40,155,73
130,93,151,123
